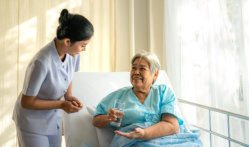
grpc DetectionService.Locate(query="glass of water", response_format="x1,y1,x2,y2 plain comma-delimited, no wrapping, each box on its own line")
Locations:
110,100,125,127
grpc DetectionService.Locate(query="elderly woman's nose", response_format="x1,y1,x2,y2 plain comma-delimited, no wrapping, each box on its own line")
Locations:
134,69,140,74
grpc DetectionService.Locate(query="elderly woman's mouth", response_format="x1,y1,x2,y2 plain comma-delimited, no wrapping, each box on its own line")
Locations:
133,76,142,80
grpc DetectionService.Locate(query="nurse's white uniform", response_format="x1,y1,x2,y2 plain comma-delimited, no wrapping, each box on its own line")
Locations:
13,38,80,147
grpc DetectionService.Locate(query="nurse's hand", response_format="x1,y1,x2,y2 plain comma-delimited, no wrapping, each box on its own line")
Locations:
64,95,83,108
61,100,81,113
114,128,145,139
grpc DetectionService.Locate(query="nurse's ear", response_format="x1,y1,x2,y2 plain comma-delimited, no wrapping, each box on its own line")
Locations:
64,38,71,47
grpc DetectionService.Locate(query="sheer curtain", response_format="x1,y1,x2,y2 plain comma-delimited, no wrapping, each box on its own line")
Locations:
115,0,164,72
164,0,249,146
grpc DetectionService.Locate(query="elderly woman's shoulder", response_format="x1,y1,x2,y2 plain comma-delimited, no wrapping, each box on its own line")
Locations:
152,84,169,89
152,84,175,93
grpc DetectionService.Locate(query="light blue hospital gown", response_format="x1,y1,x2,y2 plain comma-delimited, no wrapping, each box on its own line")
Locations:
94,85,203,147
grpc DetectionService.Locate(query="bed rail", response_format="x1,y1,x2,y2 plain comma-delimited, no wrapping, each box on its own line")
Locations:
177,98,249,147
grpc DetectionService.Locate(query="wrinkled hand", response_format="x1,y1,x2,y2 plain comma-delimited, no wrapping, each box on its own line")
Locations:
107,108,125,122
65,95,83,108
114,128,145,139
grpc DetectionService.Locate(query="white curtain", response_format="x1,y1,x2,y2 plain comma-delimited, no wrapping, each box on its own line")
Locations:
115,0,164,71
164,0,249,146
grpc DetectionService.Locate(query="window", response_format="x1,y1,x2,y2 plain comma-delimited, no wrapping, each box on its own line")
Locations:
164,0,249,146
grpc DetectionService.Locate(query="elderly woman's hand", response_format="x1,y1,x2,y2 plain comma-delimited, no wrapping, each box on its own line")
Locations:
107,108,125,122
114,127,146,139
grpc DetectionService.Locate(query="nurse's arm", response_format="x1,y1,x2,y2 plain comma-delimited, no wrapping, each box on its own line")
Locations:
21,94,80,113
115,113,179,139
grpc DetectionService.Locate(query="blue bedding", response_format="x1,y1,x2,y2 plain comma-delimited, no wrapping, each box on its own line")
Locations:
110,122,203,147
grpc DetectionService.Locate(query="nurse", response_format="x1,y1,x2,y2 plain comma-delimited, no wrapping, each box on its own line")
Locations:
13,9,94,147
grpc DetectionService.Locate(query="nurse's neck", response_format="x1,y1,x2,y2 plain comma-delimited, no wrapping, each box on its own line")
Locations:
55,39,68,62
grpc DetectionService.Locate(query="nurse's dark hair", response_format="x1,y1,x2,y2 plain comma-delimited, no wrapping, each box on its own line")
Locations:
56,9,94,44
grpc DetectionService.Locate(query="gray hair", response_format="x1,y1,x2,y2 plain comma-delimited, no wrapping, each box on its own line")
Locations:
131,52,161,75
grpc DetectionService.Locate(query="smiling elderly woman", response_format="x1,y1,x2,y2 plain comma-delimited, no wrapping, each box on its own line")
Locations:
92,52,202,147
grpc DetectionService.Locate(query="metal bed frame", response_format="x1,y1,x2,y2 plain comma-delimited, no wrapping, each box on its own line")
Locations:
178,98,249,147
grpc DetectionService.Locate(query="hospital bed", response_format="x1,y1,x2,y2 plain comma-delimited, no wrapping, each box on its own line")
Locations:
63,71,249,147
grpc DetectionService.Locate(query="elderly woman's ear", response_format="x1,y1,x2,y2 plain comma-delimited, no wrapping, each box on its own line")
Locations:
153,70,159,84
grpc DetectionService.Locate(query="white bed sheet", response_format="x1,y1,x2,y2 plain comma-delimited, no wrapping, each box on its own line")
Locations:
63,71,173,147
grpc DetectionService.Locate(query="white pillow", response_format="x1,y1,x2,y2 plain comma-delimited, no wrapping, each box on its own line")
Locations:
63,107,99,147
86,105,96,116
86,106,115,147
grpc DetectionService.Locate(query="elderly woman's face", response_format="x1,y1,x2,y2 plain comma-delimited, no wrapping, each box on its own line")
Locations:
130,58,155,90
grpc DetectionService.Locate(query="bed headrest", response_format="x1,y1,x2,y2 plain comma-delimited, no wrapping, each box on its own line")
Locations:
72,70,172,107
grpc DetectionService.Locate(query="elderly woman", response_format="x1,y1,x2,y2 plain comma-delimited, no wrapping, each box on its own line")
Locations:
93,52,202,146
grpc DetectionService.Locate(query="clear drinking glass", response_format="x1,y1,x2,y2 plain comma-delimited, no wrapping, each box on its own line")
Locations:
110,100,125,127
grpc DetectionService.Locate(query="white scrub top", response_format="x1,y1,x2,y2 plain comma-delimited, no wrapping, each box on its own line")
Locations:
13,38,80,135
94,84,183,128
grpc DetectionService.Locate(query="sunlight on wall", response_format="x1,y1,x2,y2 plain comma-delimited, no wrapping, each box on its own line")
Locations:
0,11,18,147
45,0,82,41
18,16,38,92
68,0,82,9
46,2,68,42
0,1,87,147
19,17,37,44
